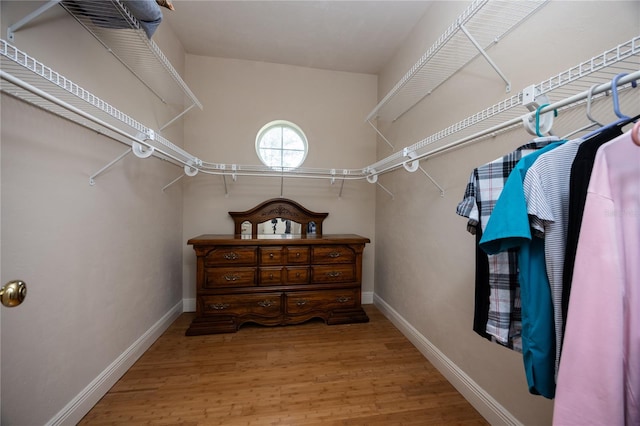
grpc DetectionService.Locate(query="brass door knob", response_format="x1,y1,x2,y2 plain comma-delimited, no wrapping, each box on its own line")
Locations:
1,280,27,307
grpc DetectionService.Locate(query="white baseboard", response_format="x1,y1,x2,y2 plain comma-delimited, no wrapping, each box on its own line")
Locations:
183,297,196,312
362,291,374,304
46,301,183,426
373,294,522,426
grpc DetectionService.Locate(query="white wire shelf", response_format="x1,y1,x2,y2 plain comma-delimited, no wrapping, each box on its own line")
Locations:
366,0,549,123
1,34,638,192
0,39,198,169
366,35,640,178
57,0,202,116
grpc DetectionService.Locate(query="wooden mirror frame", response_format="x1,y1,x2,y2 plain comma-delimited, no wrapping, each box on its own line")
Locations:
229,198,328,238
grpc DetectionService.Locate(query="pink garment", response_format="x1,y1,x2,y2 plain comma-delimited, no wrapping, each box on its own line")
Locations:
553,130,639,425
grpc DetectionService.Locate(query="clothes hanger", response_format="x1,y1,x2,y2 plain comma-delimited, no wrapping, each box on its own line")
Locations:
562,84,603,139
582,73,638,139
585,84,603,127
611,72,637,120
535,103,558,137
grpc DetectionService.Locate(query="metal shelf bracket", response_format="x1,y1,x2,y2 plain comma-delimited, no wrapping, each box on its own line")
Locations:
89,148,131,186
376,182,394,200
459,23,511,93
367,119,394,149
162,173,185,192
7,1,62,42
418,164,445,197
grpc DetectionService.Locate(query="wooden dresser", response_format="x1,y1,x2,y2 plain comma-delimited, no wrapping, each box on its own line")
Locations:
186,199,370,335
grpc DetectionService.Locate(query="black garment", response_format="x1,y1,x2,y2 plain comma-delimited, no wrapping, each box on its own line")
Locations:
561,124,624,342
473,228,492,341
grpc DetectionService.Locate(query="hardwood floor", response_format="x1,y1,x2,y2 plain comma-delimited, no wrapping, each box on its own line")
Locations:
80,305,488,425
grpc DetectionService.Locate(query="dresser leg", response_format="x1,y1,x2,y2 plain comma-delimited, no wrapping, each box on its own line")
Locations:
186,316,239,335
327,308,370,325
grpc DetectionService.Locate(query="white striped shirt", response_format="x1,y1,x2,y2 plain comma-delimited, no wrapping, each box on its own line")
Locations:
522,138,582,377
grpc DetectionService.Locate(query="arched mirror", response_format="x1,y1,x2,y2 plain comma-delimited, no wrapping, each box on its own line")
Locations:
230,198,328,239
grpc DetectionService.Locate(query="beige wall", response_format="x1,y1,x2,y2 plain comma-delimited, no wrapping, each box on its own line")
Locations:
1,2,186,424
2,0,638,424
181,55,378,302
374,1,640,425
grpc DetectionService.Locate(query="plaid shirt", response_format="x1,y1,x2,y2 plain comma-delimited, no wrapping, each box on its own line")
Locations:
457,137,559,351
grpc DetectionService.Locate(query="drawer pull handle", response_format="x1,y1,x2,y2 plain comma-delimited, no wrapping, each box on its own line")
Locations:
258,300,274,307
269,273,274,279
337,296,351,303
269,253,274,258
328,251,341,258
326,271,342,278
296,299,308,306
224,274,240,281
208,303,230,310
295,272,301,278
296,252,301,257
223,252,239,260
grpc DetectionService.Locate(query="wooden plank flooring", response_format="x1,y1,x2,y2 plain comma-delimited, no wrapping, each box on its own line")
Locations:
80,305,488,425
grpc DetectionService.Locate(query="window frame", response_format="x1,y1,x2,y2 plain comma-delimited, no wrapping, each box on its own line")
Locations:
255,120,308,171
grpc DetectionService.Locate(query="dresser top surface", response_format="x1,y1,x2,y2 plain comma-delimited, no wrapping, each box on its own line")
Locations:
188,234,370,246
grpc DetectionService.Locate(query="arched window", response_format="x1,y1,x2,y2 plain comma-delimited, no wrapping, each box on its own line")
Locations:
255,120,308,170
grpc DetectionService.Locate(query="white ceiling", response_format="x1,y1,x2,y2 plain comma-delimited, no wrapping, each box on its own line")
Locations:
162,1,434,75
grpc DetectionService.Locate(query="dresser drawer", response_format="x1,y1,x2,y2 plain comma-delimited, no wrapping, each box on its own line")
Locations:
260,247,284,265
286,246,310,264
259,267,283,285
204,247,257,266
286,266,310,284
312,245,355,264
204,267,257,288
311,264,355,283
285,289,358,314
202,293,282,317
260,267,310,285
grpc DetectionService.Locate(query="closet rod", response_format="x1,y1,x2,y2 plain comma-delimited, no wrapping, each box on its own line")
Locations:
4,63,637,184
5,66,635,185
370,70,640,178
196,169,366,181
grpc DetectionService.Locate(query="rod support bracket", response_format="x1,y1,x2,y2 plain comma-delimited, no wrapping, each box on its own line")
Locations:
522,86,554,136
402,149,420,172
365,168,378,184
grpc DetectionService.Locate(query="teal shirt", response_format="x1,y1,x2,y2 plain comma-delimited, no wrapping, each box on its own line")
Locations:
480,141,564,399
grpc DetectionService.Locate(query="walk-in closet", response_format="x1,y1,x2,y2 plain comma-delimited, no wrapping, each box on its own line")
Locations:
1,1,639,424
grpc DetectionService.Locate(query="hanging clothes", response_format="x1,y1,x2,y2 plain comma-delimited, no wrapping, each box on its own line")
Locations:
553,129,640,425
479,140,565,399
523,121,632,377
456,137,559,350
